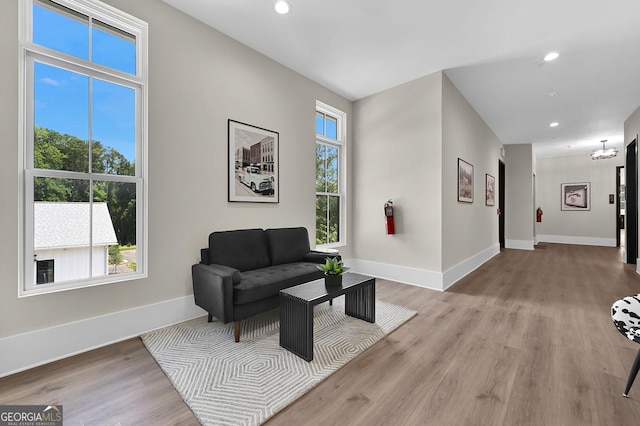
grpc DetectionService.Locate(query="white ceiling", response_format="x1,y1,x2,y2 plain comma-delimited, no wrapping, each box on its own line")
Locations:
162,0,640,158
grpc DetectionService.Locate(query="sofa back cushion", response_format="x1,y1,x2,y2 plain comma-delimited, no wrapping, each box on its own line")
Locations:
208,229,270,272
266,227,310,265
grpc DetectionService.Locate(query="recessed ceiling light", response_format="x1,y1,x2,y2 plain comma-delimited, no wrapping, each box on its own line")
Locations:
548,91,558,98
274,0,291,14
544,52,559,62
549,122,559,127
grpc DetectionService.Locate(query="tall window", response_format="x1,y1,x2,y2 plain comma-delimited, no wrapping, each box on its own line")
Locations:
316,102,346,247
19,0,148,295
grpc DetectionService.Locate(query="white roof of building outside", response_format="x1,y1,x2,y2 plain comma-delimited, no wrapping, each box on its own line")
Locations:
34,202,118,249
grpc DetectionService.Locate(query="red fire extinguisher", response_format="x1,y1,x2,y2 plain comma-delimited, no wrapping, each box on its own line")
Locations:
384,200,395,234
536,207,543,223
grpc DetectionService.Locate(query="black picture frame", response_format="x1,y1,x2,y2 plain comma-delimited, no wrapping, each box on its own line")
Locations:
228,120,279,203
486,174,495,206
561,182,590,211
458,158,474,203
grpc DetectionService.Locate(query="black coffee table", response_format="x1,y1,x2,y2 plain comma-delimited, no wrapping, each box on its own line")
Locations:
279,272,376,361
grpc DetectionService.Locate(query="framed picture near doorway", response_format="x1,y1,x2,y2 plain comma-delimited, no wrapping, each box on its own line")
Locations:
458,158,474,203
561,182,590,211
485,174,495,206
228,120,279,203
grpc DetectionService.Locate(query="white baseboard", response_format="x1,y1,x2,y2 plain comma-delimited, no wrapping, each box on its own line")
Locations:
442,244,500,290
506,239,535,250
0,296,206,378
346,259,443,290
346,244,500,292
536,234,616,247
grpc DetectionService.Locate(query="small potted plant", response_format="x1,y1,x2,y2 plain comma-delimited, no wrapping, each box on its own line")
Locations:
317,257,345,288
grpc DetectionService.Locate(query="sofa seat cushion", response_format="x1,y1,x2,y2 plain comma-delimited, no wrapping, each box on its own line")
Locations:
234,262,323,305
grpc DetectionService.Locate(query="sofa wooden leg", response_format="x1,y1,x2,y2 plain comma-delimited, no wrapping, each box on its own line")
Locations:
234,321,241,343
207,313,213,323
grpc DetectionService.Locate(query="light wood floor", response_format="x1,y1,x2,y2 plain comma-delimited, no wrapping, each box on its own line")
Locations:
2,244,640,425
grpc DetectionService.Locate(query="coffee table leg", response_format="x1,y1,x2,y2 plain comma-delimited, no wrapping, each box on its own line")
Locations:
345,279,375,323
280,294,315,361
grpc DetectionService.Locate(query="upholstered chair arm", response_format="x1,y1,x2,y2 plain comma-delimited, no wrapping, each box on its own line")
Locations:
304,251,341,264
191,263,240,323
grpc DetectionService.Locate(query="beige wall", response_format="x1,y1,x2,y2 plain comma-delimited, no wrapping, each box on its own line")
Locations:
351,71,503,276
352,72,443,271
0,0,19,338
441,74,502,271
0,0,352,338
535,154,622,241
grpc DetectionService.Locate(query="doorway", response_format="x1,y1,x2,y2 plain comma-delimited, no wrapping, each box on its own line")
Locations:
617,166,625,248
499,160,505,249
626,139,637,264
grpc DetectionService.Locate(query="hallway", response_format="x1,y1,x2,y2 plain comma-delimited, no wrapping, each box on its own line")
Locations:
272,243,640,425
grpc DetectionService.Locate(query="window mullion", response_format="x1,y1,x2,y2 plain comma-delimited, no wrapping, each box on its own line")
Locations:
89,178,94,278
88,76,93,174
324,144,328,194
88,15,93,63
25,47,143,87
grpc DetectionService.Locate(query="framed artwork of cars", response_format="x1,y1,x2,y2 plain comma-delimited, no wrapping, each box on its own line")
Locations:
228,120,279,203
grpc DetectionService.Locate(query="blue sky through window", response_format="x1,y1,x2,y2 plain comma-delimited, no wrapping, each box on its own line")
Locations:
35,62,89,141
316,112,337,139
33,2,136,163
33,2,89,60
92,24,136,74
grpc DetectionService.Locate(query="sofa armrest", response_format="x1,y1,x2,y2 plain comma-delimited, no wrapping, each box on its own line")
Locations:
191,263,239,323
304,251,341,264
200,248,211,265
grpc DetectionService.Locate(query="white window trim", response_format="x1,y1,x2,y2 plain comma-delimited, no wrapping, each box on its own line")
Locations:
18,0,148,296
316,101,347,249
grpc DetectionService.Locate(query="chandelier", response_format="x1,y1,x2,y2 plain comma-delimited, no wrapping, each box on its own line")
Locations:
591,140,618,160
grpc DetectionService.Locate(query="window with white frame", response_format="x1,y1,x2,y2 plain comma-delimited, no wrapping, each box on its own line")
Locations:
315,102,346,247
19,0,148,295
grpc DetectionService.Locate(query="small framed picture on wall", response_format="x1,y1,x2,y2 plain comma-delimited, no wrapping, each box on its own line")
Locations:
561,182,590,211
458,158,474,203
485,174,495,206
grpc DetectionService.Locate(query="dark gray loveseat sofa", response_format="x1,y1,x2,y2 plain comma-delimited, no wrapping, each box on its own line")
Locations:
191,227,334,342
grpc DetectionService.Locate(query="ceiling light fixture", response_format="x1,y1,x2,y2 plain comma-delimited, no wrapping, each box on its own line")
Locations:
591,140,618,160
544,52,559,62
549,122,559,127
274,0,291,14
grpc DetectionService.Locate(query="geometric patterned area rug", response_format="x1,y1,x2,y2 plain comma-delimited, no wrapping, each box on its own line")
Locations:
141,299,416,425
